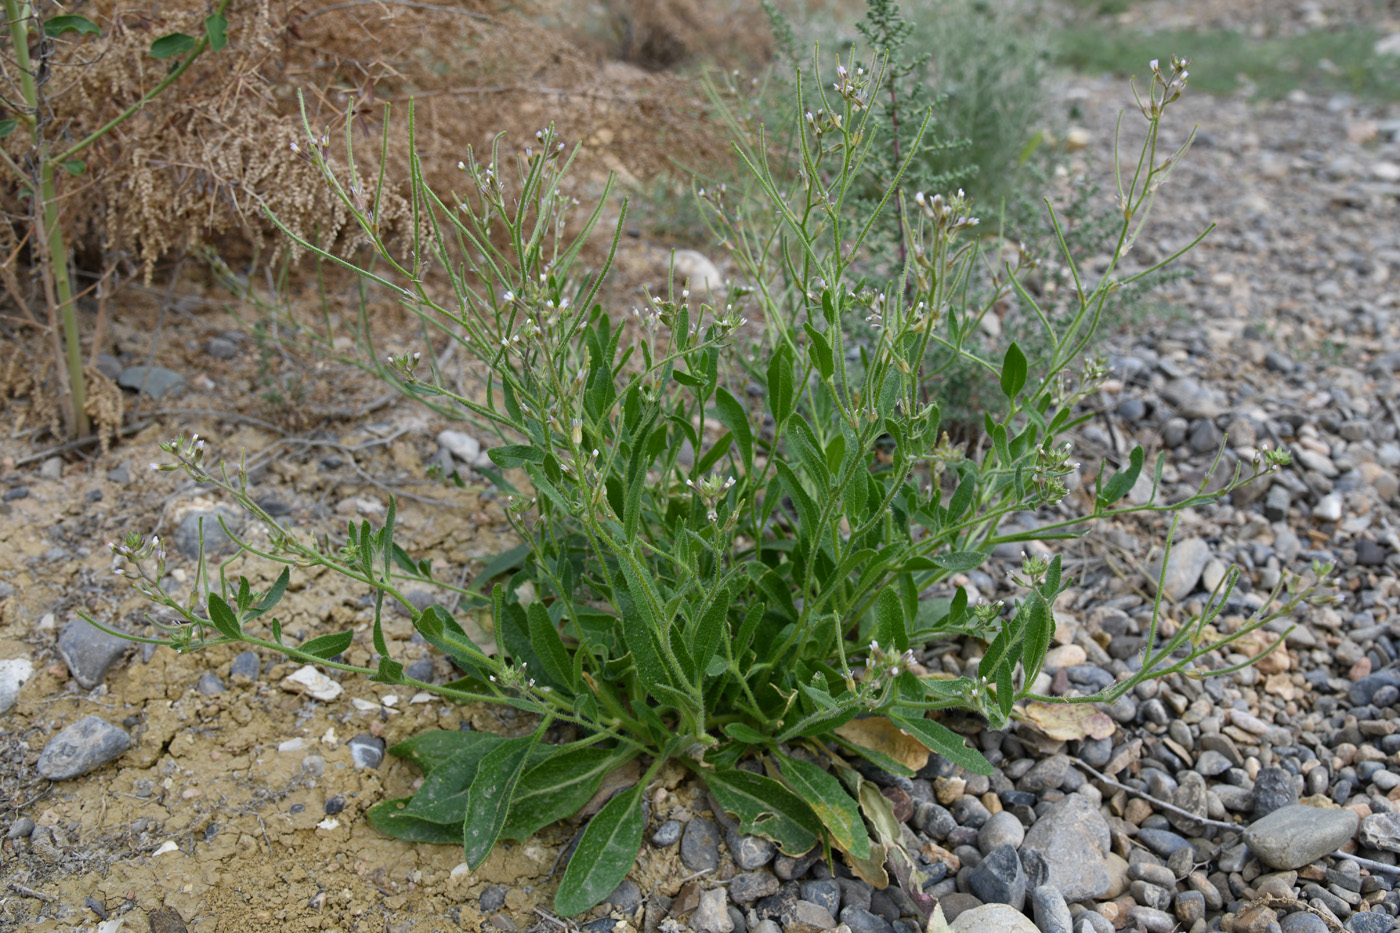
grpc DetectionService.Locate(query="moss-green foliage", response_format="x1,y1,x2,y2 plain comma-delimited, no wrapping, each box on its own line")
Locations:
1056,25,1400,102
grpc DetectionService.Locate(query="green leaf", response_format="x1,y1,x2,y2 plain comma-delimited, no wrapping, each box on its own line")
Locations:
831,736,917,778
874,586,908,652
713,386,753,468
778,756,870,859
366,799,462,844
946,472,975,522
503,747,627,841
887,713,992,775
933,550,985,573
1000,342,1028,400
370,655,404,684
149,32,196,59
388,730,483,775
488,444,545,468
44,14,101,37
723,722,769,744
249,567,290,619
1019,590,1054,685
554,783,646,917
463,734,538,869
992,422,1011,468
404,734,510,823
0,120,17,139
1097,445,1145,509
705,769,821,854
206,593,242,640
299,630,353,660
204,13,228,50
690,587,730,681
767,345,794,426
61,159,86,176
803,322,834,380
527,602,576,693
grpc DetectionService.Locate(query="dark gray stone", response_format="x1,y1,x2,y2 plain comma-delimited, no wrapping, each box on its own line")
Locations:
173,507,242,560
1343,912,1394,933
116,365,186,399
57,618,130,689
966,843,1026,910
731,872,780,904
838,905,894,933
651,819,682,847
681,817,721,872
36,716,131,780
1245,805,1360,870
773,847,821,880
915,802,957,840
1018,755,1072,794
727,828,777,870
1030,885,1073,933
7,817,35,839
800,879,840,917
1020,795,1112,900
348,733,385,770
604,880,642,913
229,651,261,680
196,672,225,696
1279,914,1331,933
205,337,239,360
1253,767,1300,817
404,658,436,684
1137,828,1193,858
479,885,507,911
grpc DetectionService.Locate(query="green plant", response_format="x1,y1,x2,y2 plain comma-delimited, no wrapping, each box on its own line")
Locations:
0,0,230,439
90,56,1329,918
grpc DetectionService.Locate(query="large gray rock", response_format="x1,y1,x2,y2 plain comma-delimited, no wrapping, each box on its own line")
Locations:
173,507,243,560
116,365,185,399
1244,805,1359,870
37,716,131,780
1019,795,1112,901
1148,537,1211,601
57,618,130,689
949,903,1039,933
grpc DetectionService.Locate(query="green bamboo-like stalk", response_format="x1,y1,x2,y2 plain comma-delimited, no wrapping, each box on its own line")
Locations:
4,0,88,435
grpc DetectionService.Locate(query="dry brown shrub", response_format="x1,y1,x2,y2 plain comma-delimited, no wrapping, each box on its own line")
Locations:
1,0,756,289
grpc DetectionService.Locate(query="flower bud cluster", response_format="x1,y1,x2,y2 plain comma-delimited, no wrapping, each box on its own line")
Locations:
1135,55,1190,121
385,351,422,383
1033,442,1079,505
831,63,869,111
914,190,979,240
685,473,737,526
1008,551,1052,589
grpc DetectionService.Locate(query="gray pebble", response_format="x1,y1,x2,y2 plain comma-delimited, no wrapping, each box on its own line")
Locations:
916,801,956,840
1246,805,1360,870
173,507,242,560
837,878,872,912
730,872,780,904
604,880,642,913
1279,914,1331,933
36,716,131,780
479,885,507,911
1075,912,1114,933
1136,828,1193,858
839,905,894,933
966,843,1026,910
1253,767,1300,817
1174,890,1205,925
726,829,776,870
1343,912,1394,933
205,337,239,360
116,365,186,399
57,618,130,689
681,817,721,872
773,847,821,880
196,672,226,696
229,651,261,680
651,819,682,847
7,817,35,839
951,795,991,828
1030,884,1072,933
799,879,840,916
348,733,385,770
404,658,436,684
977,810,1026,854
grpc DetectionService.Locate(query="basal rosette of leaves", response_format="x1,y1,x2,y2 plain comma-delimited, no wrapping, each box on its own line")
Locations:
90,55,1333,919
